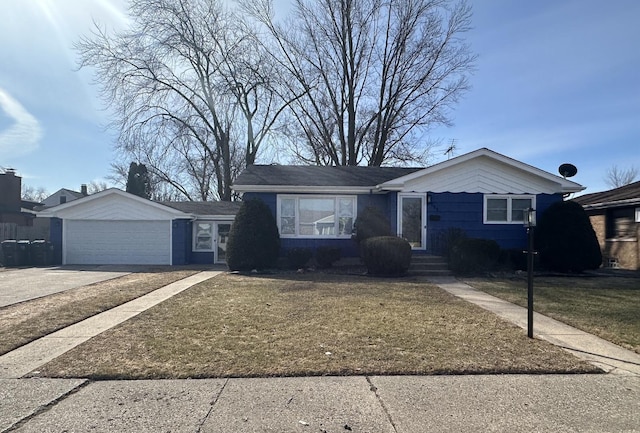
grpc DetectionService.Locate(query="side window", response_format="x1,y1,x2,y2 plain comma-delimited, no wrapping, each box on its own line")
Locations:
193,222,213,251
484,195,535,224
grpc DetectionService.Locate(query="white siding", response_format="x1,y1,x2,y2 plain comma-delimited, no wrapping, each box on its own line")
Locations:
403,156,563,194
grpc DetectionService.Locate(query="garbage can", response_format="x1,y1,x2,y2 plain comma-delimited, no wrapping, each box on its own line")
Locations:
1,240,18,267
30,240,51,266
16,240,31,266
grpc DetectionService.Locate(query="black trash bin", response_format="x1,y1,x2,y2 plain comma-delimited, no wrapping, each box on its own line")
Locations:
1,240,18,267
30,240,51,266
16,240,31,266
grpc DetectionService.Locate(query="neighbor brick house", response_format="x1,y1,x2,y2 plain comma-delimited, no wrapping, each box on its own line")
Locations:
574,180,640,270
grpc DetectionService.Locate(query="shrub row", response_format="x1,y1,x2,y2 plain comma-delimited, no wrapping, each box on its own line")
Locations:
285,246,341,269
227,198,601,275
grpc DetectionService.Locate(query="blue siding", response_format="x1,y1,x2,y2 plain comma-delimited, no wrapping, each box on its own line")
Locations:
49,217,63,265
243,192,276,214
241,190,563,257
425,192,563,253
171,219,191,265
280,238,358,257
190,252,215,264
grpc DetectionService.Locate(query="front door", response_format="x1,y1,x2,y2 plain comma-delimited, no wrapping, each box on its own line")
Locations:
399,194,426,250
215,223,232,264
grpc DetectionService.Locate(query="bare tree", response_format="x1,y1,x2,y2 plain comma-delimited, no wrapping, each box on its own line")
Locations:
21,185,49,202
605,165,639,188
76,0,287,201
244,0,475,166
87,181,110,194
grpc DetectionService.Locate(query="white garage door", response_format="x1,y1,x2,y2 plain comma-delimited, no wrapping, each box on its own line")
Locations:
65,220,171,265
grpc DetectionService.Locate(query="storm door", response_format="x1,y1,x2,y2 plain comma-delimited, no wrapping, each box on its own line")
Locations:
215,223,232,264
398,194,426,250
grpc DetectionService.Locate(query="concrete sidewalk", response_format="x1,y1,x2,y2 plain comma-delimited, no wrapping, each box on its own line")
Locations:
1,375,638,432
429,277,640,376
0,271,221,379
1,273,639,432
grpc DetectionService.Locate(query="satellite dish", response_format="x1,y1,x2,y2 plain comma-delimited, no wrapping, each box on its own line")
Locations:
558,163,578,178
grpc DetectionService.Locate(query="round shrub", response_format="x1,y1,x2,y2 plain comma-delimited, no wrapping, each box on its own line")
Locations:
286,247,313,269
361,236,411,276
226,199,280,271
449,238,501,274
315,246,341,268
535,200,602,273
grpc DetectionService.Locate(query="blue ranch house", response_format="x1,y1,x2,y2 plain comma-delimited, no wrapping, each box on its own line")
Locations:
38,148,584,266
232,148,585,258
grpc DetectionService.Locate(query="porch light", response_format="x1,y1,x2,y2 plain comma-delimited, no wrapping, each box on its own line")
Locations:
524,207,536,228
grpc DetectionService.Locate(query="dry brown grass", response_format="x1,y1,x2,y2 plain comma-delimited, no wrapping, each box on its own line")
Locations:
35,272,599,379
465,275,640,353
0,269,199,355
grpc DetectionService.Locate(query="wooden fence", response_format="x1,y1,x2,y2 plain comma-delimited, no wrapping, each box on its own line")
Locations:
0,222,50,242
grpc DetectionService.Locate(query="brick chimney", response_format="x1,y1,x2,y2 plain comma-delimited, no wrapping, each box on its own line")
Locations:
0,169,22,212
81,184,88,196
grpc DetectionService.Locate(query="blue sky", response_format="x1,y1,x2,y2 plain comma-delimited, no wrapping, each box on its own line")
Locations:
1,0,638,197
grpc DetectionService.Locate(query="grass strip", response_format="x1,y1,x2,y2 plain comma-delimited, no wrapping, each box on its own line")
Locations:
465,276,640,353
0,269,199,355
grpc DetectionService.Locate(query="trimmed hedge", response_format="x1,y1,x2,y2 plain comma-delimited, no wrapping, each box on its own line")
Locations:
316,246,341,269
362,236,411,276
286,247,313,269
449,238,501,274
226,199,280,271
435,227,468,262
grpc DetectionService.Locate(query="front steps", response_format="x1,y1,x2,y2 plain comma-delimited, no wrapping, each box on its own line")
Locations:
409,255,451,276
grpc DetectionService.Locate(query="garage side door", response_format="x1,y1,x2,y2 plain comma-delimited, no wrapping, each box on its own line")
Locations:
65,220,171,265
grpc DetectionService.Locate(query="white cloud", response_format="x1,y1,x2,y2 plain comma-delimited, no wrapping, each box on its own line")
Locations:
0,89,43,157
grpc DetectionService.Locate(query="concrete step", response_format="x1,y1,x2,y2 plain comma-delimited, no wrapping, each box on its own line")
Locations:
409,255,451,276
410,269,452,277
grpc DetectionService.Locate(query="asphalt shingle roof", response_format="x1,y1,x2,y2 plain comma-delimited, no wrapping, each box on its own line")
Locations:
233,165,423,187
573,180,640,207
161,201,242,216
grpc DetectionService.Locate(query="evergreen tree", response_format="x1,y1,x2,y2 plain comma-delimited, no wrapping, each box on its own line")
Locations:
226,199,280,271
126,162,151,199
536,200,602,273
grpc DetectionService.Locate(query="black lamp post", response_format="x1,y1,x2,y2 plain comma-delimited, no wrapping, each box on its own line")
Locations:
524,208,536,338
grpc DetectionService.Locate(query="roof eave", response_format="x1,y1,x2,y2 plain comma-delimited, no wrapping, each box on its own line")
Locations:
582,197,640,210
193,214,237,219
562,185,587,194
233,185,379,194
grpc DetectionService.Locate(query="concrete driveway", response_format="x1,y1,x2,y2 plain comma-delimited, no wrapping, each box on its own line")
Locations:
0,266,133,308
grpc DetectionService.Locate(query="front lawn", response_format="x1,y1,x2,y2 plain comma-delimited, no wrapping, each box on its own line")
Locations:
33,273,599,379
465,275,640,353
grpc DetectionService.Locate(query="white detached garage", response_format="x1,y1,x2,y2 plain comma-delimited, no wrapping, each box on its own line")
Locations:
39,189,190,265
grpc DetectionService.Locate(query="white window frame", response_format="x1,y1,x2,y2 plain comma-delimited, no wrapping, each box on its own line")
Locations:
635,207,640,223
192,221,215,252
277,195,357,239
483,194,536,224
